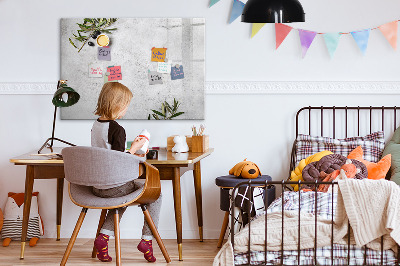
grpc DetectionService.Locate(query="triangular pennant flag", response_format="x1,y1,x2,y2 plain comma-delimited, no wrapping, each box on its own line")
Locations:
209,0,220,7
298,29,317,58
275,23,293,49
251,23,266,38
323,33,341,58
378,21,398,50
351,29,370,55
229,0,245,24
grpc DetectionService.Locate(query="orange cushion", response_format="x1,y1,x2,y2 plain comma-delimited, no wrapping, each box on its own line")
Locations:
348,146,391,180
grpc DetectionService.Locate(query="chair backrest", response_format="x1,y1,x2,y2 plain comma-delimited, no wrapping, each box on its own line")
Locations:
62,146,145,187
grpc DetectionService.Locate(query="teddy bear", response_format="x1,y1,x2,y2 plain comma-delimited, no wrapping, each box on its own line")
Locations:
1,192,44,247
172,135,189,153
229,159,261,179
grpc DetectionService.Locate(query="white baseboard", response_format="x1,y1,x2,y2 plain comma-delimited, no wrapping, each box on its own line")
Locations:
1,81,400,94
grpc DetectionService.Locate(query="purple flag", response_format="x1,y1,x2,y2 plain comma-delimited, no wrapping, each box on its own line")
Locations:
298,29,317,58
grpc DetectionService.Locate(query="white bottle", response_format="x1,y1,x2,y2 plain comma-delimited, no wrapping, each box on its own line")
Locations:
135,129,150,154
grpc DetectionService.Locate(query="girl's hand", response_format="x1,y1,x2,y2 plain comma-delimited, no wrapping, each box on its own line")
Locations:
129,137,147,154
134,149,149,157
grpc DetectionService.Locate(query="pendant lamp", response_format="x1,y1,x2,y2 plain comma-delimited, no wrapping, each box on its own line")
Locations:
38,80,80,154
242,0,305,23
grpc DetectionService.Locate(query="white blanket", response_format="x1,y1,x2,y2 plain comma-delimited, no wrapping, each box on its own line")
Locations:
213,179,400,266
335,178,400,251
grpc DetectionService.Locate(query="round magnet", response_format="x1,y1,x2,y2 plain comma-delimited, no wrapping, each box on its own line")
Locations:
175,64,180,68
164,58,168,62
105,72,110,76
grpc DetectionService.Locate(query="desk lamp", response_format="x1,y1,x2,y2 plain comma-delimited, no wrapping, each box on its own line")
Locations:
38,80,80,154
241,0,305,23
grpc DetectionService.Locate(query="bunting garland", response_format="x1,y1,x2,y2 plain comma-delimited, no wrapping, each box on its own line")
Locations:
251,23,265,38
275,23,292,49
351,29,370,55
298,30,317,58
378,21,397,50
209,0,220,8
229,0,245,24
323,33,341,58
208,2,399,58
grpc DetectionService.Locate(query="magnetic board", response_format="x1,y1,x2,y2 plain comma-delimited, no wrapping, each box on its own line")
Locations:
60,18,205,120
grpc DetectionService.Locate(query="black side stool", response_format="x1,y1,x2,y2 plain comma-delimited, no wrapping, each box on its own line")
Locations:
215,175,275,248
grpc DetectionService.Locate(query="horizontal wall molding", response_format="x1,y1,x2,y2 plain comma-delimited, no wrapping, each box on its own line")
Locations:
0,83,55,94
1,81,400,95
206,81,400,94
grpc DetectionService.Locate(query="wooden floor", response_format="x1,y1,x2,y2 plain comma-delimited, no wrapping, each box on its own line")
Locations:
0,239,221,265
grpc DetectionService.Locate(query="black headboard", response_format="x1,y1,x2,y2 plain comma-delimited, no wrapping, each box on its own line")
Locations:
289,106,400,179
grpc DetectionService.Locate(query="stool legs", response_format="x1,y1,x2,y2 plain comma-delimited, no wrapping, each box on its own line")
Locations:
61,208,88,266
217,211,230,248
114,209,121,266
91,209,107,258
141,205,171,263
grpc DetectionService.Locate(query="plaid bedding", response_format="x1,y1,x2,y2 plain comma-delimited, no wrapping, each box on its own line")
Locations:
234,191,397,265
234,244,397,265
294,131,385,166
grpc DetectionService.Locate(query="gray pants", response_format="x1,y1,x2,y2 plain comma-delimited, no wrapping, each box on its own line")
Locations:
92,180,162,240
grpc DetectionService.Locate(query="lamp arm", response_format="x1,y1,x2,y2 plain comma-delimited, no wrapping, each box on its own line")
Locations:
50,105,57,148
37,80,78,154
38,105,76,153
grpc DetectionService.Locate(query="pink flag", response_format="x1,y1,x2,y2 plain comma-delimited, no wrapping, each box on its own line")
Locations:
378,21,398,50
275,24,293,49
298,29,317,58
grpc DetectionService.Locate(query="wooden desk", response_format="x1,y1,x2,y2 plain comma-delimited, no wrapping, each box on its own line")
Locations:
10,147,213,261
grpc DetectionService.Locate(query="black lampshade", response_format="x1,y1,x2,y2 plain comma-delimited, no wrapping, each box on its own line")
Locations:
52,84,80,107
241,0,305,23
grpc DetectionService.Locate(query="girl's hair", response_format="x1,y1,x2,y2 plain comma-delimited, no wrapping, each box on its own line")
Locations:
95,82,133,120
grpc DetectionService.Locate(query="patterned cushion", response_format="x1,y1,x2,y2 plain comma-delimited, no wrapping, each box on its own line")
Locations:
295,131,385,166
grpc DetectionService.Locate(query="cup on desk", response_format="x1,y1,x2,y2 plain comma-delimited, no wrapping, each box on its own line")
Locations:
146,150,158,160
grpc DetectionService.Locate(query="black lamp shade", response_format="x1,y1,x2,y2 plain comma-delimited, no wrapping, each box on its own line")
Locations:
241,0,305,23
52,84,80,107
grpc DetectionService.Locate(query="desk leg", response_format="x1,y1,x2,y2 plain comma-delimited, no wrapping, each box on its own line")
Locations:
56,178,64,241
172,167,183,261
20,165,34,259
193,161,203,242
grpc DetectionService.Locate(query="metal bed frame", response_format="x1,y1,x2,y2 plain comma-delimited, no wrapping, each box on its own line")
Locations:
230,106,400,266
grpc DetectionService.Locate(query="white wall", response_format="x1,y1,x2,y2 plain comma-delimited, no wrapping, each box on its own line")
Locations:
1,0,400,240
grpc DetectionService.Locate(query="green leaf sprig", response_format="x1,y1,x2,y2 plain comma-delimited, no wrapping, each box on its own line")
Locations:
148,98,185,120
69,18,118,52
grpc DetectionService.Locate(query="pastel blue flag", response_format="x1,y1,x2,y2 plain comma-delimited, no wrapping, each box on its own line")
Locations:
351,29,370,55
229,0,245,23
209,0,220,7
323,33,341,58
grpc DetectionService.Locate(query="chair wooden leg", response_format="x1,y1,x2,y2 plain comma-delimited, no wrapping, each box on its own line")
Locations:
91,209,108,258
60,208,88,266
114,210,121,266
141,205,171,263
217,211,230,248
